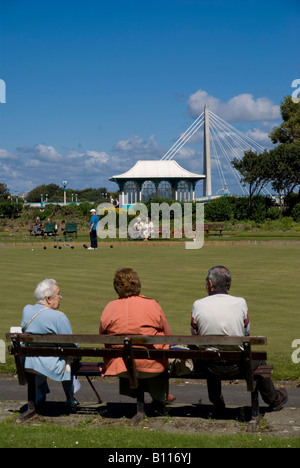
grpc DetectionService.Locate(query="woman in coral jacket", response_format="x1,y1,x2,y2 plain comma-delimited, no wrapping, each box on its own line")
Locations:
99,268,172,404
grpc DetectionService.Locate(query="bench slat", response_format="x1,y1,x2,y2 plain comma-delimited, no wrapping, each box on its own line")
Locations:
6,333,267,346
15,345,267,362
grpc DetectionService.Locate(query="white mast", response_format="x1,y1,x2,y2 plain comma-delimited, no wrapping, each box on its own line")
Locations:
203,102,212,197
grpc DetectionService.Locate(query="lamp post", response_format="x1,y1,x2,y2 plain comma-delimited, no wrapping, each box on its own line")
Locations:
62,180,68,205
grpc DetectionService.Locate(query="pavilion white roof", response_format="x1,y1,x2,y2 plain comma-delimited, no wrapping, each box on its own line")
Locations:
110,160,205,180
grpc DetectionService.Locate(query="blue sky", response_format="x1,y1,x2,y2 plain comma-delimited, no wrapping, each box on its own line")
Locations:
0,0,299,196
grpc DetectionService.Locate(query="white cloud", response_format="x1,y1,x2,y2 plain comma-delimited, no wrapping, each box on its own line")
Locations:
187,89,280,122
113,135,143,152
175,146,197,159
0,144,114,192
113,135,163,159
0,149,17,160
0,161,19,176
17,144,62,162
245,128,271,147
67,149,109,163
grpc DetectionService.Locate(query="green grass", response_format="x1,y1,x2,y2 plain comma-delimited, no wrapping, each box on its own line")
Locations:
0,242,299,380
0,421,299,448
0,241,300,448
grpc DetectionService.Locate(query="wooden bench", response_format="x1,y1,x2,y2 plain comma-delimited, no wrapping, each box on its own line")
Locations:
204,224,224,236
29,225,45,236
63,222,78,240
6,333,272,430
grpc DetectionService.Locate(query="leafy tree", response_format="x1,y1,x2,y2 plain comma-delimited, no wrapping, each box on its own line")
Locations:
231,150,270,200
267,95,300,204
26,184,111,204
268,141,300,199
26,184,63,202
77,187,108,203
269,96,300,144
292,203,300,222
0,183,10,200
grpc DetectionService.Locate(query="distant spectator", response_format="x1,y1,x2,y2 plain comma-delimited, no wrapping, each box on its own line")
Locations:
143,217,154,241
33,217,42,236
129,217,145,240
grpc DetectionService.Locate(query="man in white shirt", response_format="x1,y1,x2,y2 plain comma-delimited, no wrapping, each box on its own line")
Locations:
191,266,287,413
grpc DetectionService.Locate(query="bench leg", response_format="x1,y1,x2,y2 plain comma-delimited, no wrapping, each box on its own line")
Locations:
16,373,36,424
85,376,103,404
247,384,261,432
130,385,145,426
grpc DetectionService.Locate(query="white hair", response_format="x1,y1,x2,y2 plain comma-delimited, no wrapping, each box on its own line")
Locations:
206,266,232,291
34,279,58,305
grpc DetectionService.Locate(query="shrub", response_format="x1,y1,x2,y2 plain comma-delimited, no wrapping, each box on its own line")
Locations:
248,196,267,223
204,197,232,222
0,202,23,219
292,203,300,222
267,206,281,220
228,196,249,220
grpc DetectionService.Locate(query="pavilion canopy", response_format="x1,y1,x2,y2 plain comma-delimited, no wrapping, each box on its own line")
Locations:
110,160,205,183
110,160,205,203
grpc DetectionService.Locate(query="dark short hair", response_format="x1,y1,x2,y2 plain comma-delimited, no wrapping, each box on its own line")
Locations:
113,268,141,298
206,266,232,291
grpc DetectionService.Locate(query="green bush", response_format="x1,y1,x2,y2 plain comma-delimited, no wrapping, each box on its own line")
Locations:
0,202,23,219
204,197,232,222
292,203,300,222
248,196,267,223
228,196,249,220
267,206,281,220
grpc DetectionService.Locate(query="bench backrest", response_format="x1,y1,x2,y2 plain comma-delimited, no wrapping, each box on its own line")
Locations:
65,223,77,232
44,223,56,233
6,333,267,391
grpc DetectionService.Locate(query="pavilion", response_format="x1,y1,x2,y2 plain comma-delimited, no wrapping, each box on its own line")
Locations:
110,160,205,204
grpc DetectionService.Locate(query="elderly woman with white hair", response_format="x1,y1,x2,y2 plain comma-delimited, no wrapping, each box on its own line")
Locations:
21,279,79,408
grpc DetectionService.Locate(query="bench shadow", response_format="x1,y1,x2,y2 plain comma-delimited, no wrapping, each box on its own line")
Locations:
17,401,268,423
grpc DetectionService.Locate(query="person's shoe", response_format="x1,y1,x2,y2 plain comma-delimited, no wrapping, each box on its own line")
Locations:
66,398,80,408
148,400,167,416
270,388,288,412
87,247,94,250
212,395,226,415
165,394,176,404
